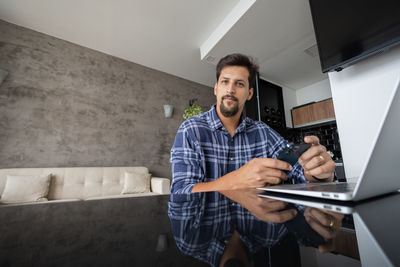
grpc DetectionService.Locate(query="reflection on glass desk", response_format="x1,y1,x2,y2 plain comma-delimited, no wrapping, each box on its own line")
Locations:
257,190,400,267
1,191,397,266
169,189,399,267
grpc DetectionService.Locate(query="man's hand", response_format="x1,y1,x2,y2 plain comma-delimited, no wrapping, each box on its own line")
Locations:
221,189,297,223
304,207,344,253
193,158,293,192
299,136,336,182
222,158,293,190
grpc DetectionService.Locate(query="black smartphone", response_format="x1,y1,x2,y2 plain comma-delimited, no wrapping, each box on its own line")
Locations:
277,143,311,166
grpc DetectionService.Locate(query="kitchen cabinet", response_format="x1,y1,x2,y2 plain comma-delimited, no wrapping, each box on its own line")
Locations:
291,98,335,127
245,77,286,135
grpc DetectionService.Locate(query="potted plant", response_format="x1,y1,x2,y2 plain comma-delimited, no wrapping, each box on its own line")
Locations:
183,99,203,119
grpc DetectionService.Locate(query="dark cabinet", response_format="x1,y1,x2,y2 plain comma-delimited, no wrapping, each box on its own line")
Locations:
245,76,286,136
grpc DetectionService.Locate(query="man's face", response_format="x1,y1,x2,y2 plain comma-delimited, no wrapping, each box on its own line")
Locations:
214,65,253,118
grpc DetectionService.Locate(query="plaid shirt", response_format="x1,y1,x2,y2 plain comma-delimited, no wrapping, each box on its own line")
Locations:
168,105,306,266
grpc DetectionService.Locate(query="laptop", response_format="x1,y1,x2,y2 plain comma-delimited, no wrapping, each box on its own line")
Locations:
258,79,400,201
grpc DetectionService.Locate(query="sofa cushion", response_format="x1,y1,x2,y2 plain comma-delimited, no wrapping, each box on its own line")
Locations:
121,172,151,194
46,167,150,200
0,174,51,204
150,177,171,194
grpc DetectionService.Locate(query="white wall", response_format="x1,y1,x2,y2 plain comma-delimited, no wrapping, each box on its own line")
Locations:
282,86,297,127
296,78,332,106
329,45,400,179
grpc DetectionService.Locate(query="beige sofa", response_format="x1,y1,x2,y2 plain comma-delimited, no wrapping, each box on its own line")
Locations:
0,167,170,205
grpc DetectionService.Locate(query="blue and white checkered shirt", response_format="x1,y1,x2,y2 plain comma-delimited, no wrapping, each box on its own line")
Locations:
168,105,307,266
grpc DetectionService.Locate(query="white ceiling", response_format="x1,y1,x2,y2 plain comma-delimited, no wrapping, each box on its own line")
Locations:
0,0,327,90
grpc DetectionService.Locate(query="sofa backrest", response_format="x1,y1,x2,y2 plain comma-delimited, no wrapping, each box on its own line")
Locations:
0,167,150,200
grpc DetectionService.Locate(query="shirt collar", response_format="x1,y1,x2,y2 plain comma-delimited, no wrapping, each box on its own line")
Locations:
207,105,248,134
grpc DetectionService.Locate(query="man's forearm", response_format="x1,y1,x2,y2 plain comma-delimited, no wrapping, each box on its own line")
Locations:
191,171,237,192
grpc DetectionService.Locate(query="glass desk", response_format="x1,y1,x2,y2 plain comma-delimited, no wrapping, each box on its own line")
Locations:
169,189,400,267
1,191,398,266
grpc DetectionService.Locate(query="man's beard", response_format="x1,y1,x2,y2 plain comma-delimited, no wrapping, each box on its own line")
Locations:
220,95,239,117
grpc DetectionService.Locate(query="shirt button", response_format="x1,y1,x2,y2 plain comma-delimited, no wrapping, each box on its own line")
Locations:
231,203,235,206
230,157,234,161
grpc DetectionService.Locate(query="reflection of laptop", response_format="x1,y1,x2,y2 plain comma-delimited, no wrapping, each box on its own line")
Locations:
258,79,400,201
258,191,357,214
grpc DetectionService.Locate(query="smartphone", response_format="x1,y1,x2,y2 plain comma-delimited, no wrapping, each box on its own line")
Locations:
277,143,311,166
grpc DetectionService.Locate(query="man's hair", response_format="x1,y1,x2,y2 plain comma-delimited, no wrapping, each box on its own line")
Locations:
216,53,259,88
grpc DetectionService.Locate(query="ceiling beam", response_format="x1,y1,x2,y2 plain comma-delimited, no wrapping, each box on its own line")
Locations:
200,0,256,62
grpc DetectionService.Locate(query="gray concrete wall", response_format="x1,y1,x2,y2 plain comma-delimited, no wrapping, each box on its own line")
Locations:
0,20,216,178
